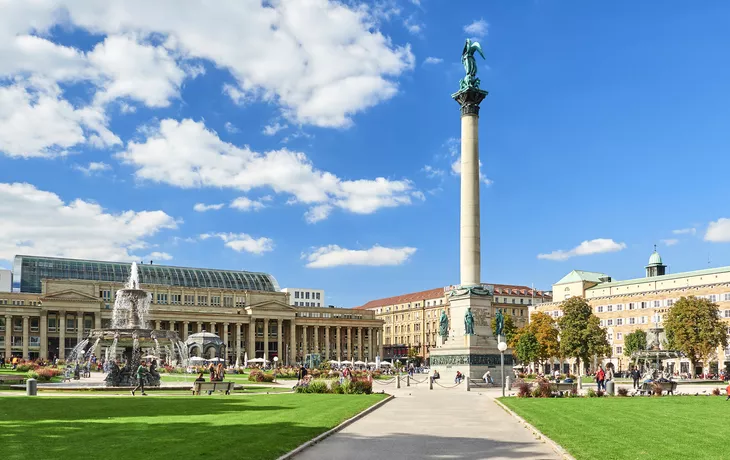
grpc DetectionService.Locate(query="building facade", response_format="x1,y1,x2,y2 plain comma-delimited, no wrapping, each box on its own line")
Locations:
356,284,552,362
1,256,383,364
531,249,730,375
281,288,325,307
0,269,10,293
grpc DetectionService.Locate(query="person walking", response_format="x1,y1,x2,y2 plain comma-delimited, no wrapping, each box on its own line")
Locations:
595,365,606,391
131,361,148,396
631,366,641,390
726,382,730,401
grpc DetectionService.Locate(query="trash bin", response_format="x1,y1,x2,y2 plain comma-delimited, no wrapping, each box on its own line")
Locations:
505,376,511,390
26,378,38,396
606,379,615,396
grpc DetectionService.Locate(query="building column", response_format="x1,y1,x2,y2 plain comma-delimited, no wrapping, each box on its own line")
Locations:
248,318,256,359
378,329,384,359
263,318,269,361
336,326,341,360
40,313,48,360
325,326,330,360
357,327,363,361
235,323,242,366
58,312,66,360
183,321,189,340
76,313,83,344
223,323,229,362
210,322,217,336
347,327,352,360
289,321,296,365
302,325,308,358
197,321,203,333
155,320,161,330
368,327,373,362
22,316,29,358
276,320,283,364
454,88,487,287
313,325,319,354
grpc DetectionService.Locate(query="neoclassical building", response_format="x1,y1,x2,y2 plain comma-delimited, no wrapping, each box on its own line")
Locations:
1,255,383,365
356,283,552,361
531,249,730,375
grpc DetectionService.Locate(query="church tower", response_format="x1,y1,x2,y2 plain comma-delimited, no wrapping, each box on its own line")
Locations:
645,245,667,277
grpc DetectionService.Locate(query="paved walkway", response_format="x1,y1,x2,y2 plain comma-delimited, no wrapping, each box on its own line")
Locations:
294,381,561,460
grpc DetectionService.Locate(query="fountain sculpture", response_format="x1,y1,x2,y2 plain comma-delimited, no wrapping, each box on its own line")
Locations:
67,262,189,386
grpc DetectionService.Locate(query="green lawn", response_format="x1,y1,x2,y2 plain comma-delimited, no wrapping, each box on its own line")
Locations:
0,393,386,460
500,396,729,460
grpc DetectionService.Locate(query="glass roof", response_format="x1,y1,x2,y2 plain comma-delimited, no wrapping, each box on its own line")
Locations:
13,255,280,294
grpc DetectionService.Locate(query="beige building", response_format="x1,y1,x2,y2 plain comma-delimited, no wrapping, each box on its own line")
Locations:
1,255,383,365
531,249,730,375
356,284,552,361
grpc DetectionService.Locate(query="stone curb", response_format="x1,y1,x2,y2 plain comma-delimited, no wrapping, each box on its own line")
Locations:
276,394,395,460
493,399,576,460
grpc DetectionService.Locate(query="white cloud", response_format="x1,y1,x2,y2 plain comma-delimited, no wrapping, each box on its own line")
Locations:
0,182,177,262
193,203,225,212
705,219,730,242
224,122,239,133
661,238,679,247
141,251,173,261
423,57,443,65
404,16,424,35
88,35,188,108
304,204,333,224
537,238,627,261
75,161,111,175
263,122,287,136
304,244,417,268
119,119,420,221
464,19,489,38
422,165,444,178
672,227,697,235
200,232,274,255
451,157,493,186
230,196,267,212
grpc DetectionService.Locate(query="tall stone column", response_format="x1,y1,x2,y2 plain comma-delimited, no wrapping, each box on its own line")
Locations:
336,326,341,360
183,321,189,340
235,323,242,366
248,318,256,359
210,322,216,336
263,318,269,361
313,325,319,354
453,88,487,287
325,327,330,360
223,323,229,362
347,327,352,360
357,327,363,361
276,320,283,363
4,315,11,359
155,320,161,330
289,321,297,365
368,328,373,362
378,329,384,359
76,314,83,344
22,316,29,358
58,312,66,359
302,325,308,358
197,321,202,333
40,313,48,360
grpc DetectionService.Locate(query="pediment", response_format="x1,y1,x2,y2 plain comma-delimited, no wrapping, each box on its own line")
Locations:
246,300,296,313
41,289,101,302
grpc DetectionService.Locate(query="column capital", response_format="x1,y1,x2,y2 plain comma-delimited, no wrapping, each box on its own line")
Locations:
452,87,488,117
22,315,30,320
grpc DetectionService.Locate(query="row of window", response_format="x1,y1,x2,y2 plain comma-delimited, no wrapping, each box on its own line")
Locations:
293,301,321,307
596,293,730,313
599,315,665,327
0,316,92,332
293,291,321,300
0,299,40,306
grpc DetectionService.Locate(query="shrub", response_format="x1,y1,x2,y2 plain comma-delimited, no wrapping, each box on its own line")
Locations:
531,386,542,398
349,379,372,394
652,382,664,397
16,363,39,372
331,381,344,394
596,390,605,398
567,387,580,398
517,382,531,398
248,369,264,382
587,388,597,398
617,387,629,397
261,373,275,383
307,380,330,394
712,387,721,396
526,373,536,379
566,374,576,380
537,380,552,398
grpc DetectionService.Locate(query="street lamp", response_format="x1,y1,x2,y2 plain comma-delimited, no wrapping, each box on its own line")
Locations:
498,341,508,397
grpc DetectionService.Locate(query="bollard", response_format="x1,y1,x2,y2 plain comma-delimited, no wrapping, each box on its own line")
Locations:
26,378,37,396
466,378,470,392
407,374,410,387
429,376,433,390
606,380,615,396
506,375,511,391
397,374,401,389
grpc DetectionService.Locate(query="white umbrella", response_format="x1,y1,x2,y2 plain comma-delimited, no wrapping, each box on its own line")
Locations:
341,360,353,365
380,361,392,367
248,358,270,363
141,355,158,360
367,362,377,366
328,360,340,365
189,356,206,362
354,360,366,365
208,357,224,362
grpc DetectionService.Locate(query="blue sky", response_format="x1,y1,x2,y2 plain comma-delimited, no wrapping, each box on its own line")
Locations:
1,1,730,307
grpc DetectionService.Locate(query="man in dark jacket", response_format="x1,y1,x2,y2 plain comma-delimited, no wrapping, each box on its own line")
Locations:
631,366,641,390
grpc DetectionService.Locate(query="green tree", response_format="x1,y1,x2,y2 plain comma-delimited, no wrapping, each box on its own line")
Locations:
407,347,422,366
491,311,517,345
514,331,541,365
664,296,728,377
623,329,647,360
558,297,610,376
529,312,561,370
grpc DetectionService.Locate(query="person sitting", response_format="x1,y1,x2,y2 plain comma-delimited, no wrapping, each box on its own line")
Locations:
483,371,493,384
194,372,205,383
454,371,463,384
431,370,440,383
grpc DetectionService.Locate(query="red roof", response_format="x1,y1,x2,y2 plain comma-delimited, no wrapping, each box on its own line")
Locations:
354,284,551,310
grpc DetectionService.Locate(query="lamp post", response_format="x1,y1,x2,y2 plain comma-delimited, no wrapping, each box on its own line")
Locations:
498,340,508,397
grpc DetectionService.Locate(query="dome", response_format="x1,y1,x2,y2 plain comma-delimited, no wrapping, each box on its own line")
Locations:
648,250,662,266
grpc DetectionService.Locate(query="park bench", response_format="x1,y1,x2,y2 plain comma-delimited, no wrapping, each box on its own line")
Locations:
467,378,497,390
639,380,677,395
0,375,26,384
550,382,577,395
192,381,234,395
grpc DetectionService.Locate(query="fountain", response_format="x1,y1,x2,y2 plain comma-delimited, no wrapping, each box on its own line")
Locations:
68,262,189,387
631,323,683,394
